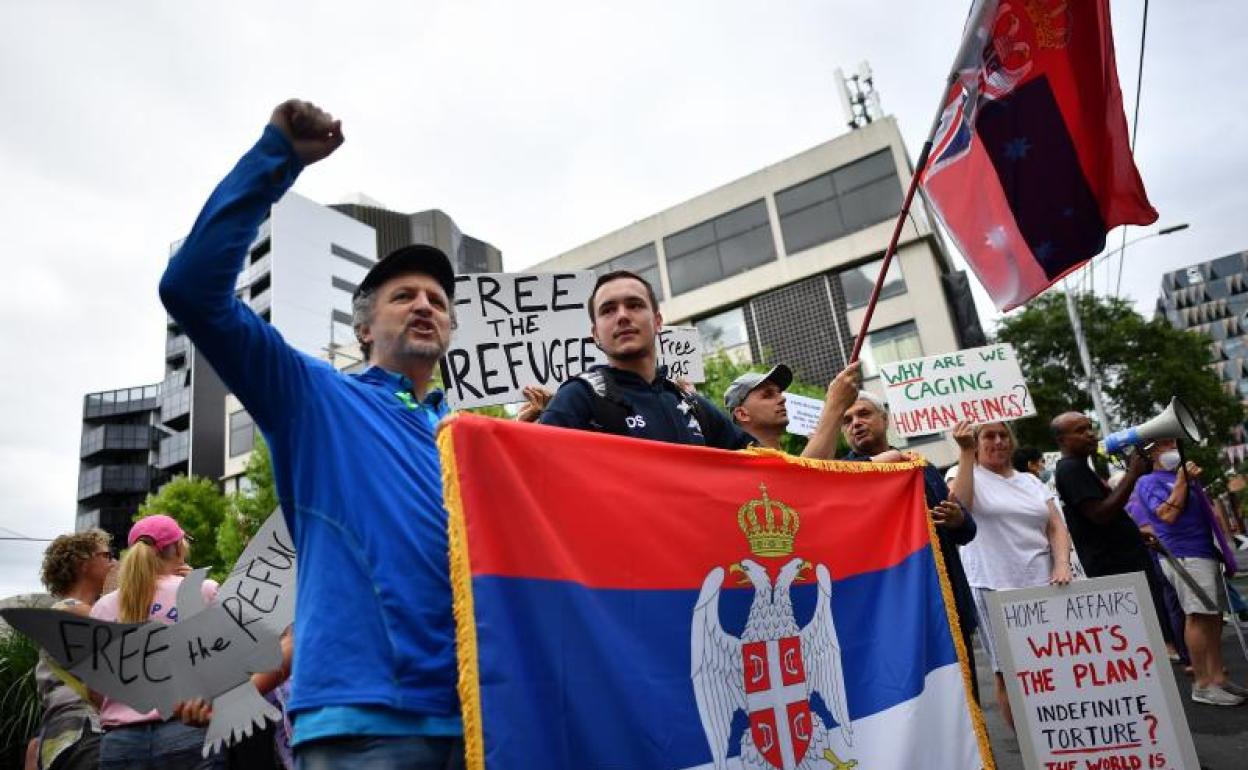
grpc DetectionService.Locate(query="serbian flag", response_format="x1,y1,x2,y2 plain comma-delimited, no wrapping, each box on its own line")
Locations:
439,414,992,770
921,0,1157,311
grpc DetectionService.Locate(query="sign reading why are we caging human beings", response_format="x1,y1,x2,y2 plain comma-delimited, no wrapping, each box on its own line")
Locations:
876,342,1036,437
440,271,704,409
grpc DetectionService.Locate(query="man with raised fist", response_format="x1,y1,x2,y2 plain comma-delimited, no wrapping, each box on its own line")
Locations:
161,100,464,769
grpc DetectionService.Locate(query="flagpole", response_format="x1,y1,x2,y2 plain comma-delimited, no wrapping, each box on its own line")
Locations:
848,136,935,364
848,0,995,364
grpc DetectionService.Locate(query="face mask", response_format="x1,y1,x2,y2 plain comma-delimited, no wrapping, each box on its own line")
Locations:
1158,450,1181,472
1038,469,1053,483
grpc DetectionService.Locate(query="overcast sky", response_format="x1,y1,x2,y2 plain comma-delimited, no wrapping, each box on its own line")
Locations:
2,1,1244,597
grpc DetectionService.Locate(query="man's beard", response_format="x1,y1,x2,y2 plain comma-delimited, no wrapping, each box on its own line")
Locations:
398,337,449,362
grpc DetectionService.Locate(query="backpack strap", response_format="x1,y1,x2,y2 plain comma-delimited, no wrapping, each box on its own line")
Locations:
573,370,632,435
658,379,721,446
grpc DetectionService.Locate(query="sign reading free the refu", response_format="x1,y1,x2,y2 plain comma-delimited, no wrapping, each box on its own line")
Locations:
439,272,704,409
876,342,1036,437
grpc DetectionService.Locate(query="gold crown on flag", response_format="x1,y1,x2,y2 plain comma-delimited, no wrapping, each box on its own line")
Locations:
1022,0,1071,50
736,484,800,557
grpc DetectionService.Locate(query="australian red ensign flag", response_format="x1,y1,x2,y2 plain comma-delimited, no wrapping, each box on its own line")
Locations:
921,0,1157,311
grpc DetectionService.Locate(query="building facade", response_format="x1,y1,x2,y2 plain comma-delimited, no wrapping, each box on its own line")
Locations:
78,194,499,542
1156,250,1248,460
76,383,161,544
530,117,984,465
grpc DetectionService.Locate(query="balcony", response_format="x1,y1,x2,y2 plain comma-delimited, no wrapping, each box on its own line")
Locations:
80,424,156,459
160,387,191,428
83,384,160,420
250,286,272,317
157,431,190,471
165,335,189,363
77,506,137,538
77,464,152,502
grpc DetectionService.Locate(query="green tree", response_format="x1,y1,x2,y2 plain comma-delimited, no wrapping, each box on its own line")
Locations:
0,616,42,769
136,475,229,579
996,292,1242,471
218,436,280,571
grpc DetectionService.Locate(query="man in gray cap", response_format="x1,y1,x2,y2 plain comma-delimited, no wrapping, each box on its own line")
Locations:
723,364,794,450
720,361,861,455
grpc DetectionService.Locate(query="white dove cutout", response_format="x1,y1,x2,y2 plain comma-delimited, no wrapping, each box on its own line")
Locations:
691,557,854,770
1,508,295,757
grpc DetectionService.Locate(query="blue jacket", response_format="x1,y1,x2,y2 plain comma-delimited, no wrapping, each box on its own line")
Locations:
539,365,755,449
159,126,458,721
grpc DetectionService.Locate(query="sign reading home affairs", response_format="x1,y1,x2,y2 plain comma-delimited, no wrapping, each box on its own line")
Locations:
877,343,1035,437
986,574,1199,770
441,272,703,408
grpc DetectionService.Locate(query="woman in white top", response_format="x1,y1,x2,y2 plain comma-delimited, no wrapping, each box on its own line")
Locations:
949,421,1072,729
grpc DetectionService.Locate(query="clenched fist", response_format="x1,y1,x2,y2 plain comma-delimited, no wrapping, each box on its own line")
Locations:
270,99,345,165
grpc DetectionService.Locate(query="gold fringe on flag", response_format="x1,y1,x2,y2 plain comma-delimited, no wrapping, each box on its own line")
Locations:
438,416,486,770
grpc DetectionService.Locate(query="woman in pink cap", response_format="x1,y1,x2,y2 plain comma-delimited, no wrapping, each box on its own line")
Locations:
88,514,221,770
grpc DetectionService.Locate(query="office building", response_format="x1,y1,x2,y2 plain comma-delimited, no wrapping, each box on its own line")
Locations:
529,117,985,465
76,383,161,544
1156,250,1248,461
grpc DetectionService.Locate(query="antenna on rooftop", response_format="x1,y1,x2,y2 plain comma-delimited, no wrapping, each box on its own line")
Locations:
835,61,883,130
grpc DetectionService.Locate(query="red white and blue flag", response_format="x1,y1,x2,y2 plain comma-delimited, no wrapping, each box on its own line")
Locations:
439,415,991,769
921,0,1157,311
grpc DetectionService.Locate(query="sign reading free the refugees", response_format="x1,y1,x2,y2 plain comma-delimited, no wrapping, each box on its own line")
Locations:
440,272,704,409
876,342,1035,436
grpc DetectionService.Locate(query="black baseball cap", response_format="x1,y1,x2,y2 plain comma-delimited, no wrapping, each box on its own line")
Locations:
354,244,456,301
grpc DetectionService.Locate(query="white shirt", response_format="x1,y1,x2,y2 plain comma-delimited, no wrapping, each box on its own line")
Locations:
960,464,1055,590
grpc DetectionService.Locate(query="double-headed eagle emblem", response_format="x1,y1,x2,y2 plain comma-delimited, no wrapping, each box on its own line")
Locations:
691,485,856,770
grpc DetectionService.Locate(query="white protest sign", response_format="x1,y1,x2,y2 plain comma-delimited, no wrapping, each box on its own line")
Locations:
441,271,703,408
877,342,1035,437
657,326,704,382
987,574,1199,770
0,509,296,757
784,393,824,437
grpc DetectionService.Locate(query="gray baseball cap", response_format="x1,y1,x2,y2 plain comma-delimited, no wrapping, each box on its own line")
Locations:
723,364,793,411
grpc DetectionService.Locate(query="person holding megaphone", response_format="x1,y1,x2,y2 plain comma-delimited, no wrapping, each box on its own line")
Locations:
1051,410,1180,665
1134,440,1246,706
1051,411,1155,579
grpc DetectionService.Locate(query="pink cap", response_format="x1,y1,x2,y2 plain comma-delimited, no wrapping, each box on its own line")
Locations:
127,514,186,550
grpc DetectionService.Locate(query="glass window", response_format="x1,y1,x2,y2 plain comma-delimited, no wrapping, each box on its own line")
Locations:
695,306,752,362
592,243,664,300
859,321,922,378
832,149,896,192
1211,253,1243,279
838,176,903,232
840,258,906,308
775,149,902,255
228,409,255,458
663,200,775,295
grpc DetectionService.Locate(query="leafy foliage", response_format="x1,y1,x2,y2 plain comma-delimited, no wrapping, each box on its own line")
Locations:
217,436,280,572
136,475,230,580
996,292,1242,471
0,618,43,768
